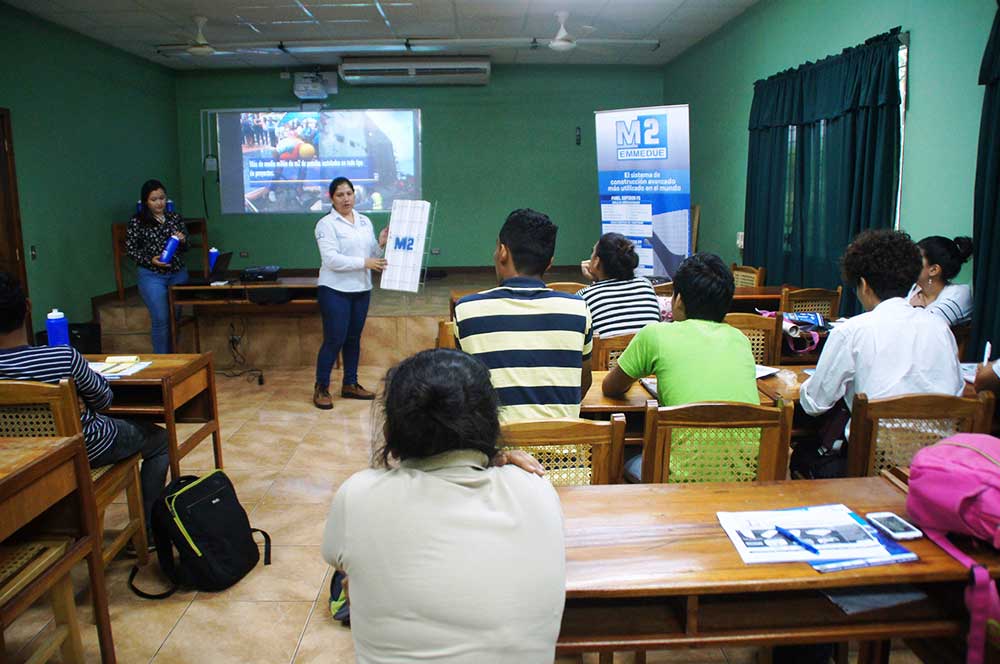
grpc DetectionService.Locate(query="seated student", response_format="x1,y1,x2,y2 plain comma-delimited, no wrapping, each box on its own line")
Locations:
577,232,661,337
0,272,169,533
907,235,974,326
795,230,964,478
321,349,565,663
602,253,758,482
454,208,592,423
975,360,1000,393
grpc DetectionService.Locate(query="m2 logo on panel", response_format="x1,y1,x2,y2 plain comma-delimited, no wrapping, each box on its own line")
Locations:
615,114,668,160
393,236,416,251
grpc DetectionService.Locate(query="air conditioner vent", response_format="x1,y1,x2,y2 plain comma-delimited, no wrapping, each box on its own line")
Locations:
339,57,490,86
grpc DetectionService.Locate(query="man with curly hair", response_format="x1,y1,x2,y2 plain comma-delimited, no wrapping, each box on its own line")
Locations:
793,229,963,478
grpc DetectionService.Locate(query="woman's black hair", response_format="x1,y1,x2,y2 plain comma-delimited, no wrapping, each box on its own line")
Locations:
917,235,974,282
139,179,166,224
375,349,500,466
329,177,354,198
594,232,640,280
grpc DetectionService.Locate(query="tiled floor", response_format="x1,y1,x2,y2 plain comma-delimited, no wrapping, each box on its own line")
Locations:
4,365,923,663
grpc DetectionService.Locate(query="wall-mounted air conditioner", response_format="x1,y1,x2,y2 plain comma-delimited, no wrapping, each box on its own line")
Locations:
338,57,490,86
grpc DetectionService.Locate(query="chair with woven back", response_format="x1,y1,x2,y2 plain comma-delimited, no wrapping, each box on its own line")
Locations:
779,286,843,319
0,379,149,567
845,391,995,478
436,320,456,350
731,264,766,288
724,313,782,366
640,399,792,484
591,332,636,371
545,281,588,294
951,322,972,360
652,281,673,297
500,414,626,486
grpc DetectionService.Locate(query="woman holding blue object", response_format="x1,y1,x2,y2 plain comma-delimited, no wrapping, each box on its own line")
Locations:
126,179,189,354
313,176,389,410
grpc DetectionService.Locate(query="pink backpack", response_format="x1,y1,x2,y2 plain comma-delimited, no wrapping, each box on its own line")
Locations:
906,434,1000,664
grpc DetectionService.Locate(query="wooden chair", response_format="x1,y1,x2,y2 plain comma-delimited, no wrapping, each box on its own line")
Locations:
641,400,792,484
1,538,84,662
546,281,587,294
690,204,701,253
731,264,766,288
591,332,635,371
652,281,673,297
779,286,842,319
845,391,995,477
724,313,782,365
0,379,149,567
501,415,626,486
113,217,209,300
436,320,456,350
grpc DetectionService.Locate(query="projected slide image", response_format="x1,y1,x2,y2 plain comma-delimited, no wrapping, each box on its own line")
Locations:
218,109,420,215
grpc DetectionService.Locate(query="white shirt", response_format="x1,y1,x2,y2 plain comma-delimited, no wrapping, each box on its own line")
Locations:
315,209,383,292
800,297,963,417
907,282,973,326
322,449,566,664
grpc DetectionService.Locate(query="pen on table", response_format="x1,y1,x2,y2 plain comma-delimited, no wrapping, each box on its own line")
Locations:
983,341,992,366
775,526,820,555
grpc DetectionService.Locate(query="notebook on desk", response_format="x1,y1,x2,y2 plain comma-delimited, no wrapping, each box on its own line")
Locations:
186,251,233,286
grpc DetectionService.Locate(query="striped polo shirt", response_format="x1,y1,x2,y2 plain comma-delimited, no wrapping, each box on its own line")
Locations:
455,277,592,423
576,277,661,337
0,345,117,460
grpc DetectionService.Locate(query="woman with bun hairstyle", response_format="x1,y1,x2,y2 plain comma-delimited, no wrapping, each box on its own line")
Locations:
908,235,974,326
578,232,661,336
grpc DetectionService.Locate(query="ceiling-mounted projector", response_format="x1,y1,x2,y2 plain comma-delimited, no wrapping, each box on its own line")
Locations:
293,72,337,100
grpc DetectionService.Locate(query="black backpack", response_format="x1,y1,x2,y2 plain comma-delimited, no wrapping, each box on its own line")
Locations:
129,470,271,598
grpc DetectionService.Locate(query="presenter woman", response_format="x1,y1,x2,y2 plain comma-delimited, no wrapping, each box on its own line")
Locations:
125,179,188,354
313,177,388,409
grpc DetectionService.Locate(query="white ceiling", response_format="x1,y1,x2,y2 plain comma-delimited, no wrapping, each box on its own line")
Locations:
7,0,758,70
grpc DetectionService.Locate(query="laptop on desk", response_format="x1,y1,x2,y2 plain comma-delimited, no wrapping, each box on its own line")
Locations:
186,251,233,286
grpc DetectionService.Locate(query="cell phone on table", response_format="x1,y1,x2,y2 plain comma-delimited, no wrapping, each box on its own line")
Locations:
865,512,923,540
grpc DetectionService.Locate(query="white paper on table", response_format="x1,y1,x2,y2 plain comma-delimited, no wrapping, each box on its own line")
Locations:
961,362,980,383
88,361,151,377
717,503,889,564
380,200,431,293
755,365,780,379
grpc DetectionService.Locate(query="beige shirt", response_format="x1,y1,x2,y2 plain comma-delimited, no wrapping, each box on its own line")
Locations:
322,449,566,664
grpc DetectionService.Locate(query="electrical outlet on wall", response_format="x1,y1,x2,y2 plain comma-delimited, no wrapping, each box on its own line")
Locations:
736,232,745,250
431,248,441,255
239,251,249,258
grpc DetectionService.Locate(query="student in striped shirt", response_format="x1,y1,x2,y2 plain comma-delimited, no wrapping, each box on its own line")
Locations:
454,209,592,423
0,273,169,534
577,232,661,337
907,235,974,326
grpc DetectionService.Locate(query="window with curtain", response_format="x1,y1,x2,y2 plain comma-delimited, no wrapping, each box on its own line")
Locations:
743,29,904,314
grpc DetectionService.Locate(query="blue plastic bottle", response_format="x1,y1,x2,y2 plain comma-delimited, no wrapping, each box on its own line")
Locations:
159,236,181,264
136,200,142,214
208,247,220,271
166,199,175,213
46,309,70,346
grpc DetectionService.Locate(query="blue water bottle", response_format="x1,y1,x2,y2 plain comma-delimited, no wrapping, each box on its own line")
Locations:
166,199,175,213
208,247,220,271
46,309,70,346
159,236,181,263
136,200,142,214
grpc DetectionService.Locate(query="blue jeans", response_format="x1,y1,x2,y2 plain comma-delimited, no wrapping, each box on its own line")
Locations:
316,286,371,388
91,418,170,530
137,267,189,353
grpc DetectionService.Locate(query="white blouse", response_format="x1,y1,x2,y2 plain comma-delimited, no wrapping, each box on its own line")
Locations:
314,209,383,292
907,282,973,326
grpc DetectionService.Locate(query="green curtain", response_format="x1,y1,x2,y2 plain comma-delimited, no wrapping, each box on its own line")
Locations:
744,30,902,314
971,3,1000,359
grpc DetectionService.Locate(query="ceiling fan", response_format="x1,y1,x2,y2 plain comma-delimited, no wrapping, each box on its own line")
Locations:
156,16,277,58
548,11,594,52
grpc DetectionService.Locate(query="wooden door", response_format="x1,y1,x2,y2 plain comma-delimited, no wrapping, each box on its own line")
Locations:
0,108,31,339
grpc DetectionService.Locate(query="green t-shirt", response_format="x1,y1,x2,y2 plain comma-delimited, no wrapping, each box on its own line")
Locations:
616,319,759,406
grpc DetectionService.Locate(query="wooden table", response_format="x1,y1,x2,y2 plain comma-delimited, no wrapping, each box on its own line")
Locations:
557,476,999,658
0,435,115,662
87,354,223,480
168,276,320,351
582,371,778,414
756,366,979,405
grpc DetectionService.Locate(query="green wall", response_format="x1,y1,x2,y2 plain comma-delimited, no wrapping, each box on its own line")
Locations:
0,3,179,331
662,0,994,284
175,66,664,270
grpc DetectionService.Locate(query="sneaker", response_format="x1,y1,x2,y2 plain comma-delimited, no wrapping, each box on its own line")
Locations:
341,383,375,400
313,383,334,410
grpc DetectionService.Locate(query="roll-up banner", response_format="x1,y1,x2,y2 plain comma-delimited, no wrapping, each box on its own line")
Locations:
595,105,691,278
